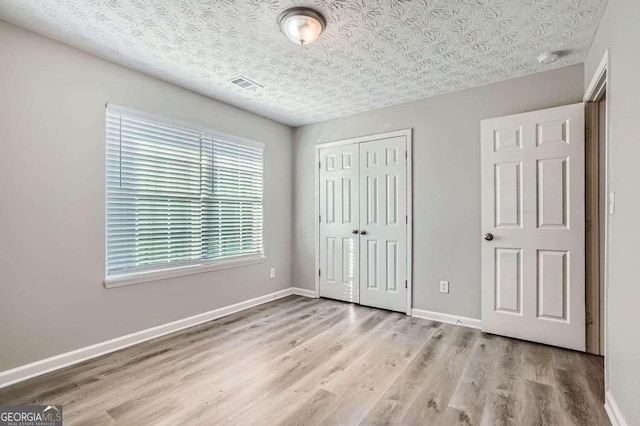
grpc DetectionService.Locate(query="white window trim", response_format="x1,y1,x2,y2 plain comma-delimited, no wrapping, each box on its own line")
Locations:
104,253,266,288
104,103,266,288
105,103,266,150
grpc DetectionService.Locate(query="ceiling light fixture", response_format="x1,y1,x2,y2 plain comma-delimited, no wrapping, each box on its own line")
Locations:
537,51,560,64
278,7,326,46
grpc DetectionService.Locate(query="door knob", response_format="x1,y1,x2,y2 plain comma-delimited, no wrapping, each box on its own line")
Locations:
360,230,367,235
484,233,494,241
352,229,358,234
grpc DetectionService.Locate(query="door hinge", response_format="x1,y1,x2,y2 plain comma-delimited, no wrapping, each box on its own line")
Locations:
406,215,408,224
405,280,408,289
319,161,321,169
319,215,321,223
318,269,321,277
405,150,408,159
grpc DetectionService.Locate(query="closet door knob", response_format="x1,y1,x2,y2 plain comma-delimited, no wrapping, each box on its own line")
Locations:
352,229,358,234
360,230,367,235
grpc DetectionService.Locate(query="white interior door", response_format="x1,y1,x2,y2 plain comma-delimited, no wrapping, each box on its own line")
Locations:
359,137,408,313
481,103,585,351
319,145,360,303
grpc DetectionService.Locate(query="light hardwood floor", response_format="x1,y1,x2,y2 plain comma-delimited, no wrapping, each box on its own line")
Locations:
0,296,608,425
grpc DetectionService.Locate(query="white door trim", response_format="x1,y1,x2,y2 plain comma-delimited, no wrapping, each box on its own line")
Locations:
584,48,609,102
584,48,611,395
314,129,413,315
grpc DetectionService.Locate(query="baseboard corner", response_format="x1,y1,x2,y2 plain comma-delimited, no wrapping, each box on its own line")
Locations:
605,391,629,426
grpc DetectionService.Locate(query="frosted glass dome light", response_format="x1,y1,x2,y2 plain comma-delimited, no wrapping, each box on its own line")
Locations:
278,7,326,46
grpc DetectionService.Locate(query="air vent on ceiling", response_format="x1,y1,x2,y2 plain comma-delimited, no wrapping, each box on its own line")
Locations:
230,76,263,92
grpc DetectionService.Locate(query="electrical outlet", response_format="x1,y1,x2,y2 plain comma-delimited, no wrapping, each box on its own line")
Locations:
270,268,276,279
440,280,449,294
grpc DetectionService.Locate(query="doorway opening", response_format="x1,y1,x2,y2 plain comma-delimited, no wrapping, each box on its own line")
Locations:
584,50,609,363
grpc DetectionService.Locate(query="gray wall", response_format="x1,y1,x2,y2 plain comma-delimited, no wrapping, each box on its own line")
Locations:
585,0,640,423
293,64,584,319
0,21,293,371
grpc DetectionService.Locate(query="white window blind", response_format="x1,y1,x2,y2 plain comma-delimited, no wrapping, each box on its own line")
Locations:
106,105,264,278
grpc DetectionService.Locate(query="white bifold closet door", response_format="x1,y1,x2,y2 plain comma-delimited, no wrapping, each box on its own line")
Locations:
318,144,360,303
359,137,408,312
319,136,407,313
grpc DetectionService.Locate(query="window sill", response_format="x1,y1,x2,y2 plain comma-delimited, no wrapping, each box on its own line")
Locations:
104,255,266,288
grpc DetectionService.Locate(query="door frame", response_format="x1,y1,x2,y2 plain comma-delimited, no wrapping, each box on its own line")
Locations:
314,129,413,315
584,49,610,380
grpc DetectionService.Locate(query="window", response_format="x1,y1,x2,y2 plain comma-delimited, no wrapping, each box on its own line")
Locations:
105,105,264,285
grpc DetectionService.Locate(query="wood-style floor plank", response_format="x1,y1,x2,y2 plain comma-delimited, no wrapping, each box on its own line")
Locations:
360,325,452,425
399,327,478,425
518,379,567,426
0,296,609,425
554,367,610,426
445,334,501,425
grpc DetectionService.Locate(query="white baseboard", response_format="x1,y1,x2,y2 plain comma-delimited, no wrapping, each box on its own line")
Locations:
411,308,482,330
0,287,314,390
605,391,629,426
290,287,318,298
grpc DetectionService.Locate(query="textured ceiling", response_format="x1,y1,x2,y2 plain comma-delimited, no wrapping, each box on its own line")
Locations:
0,0,607,126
